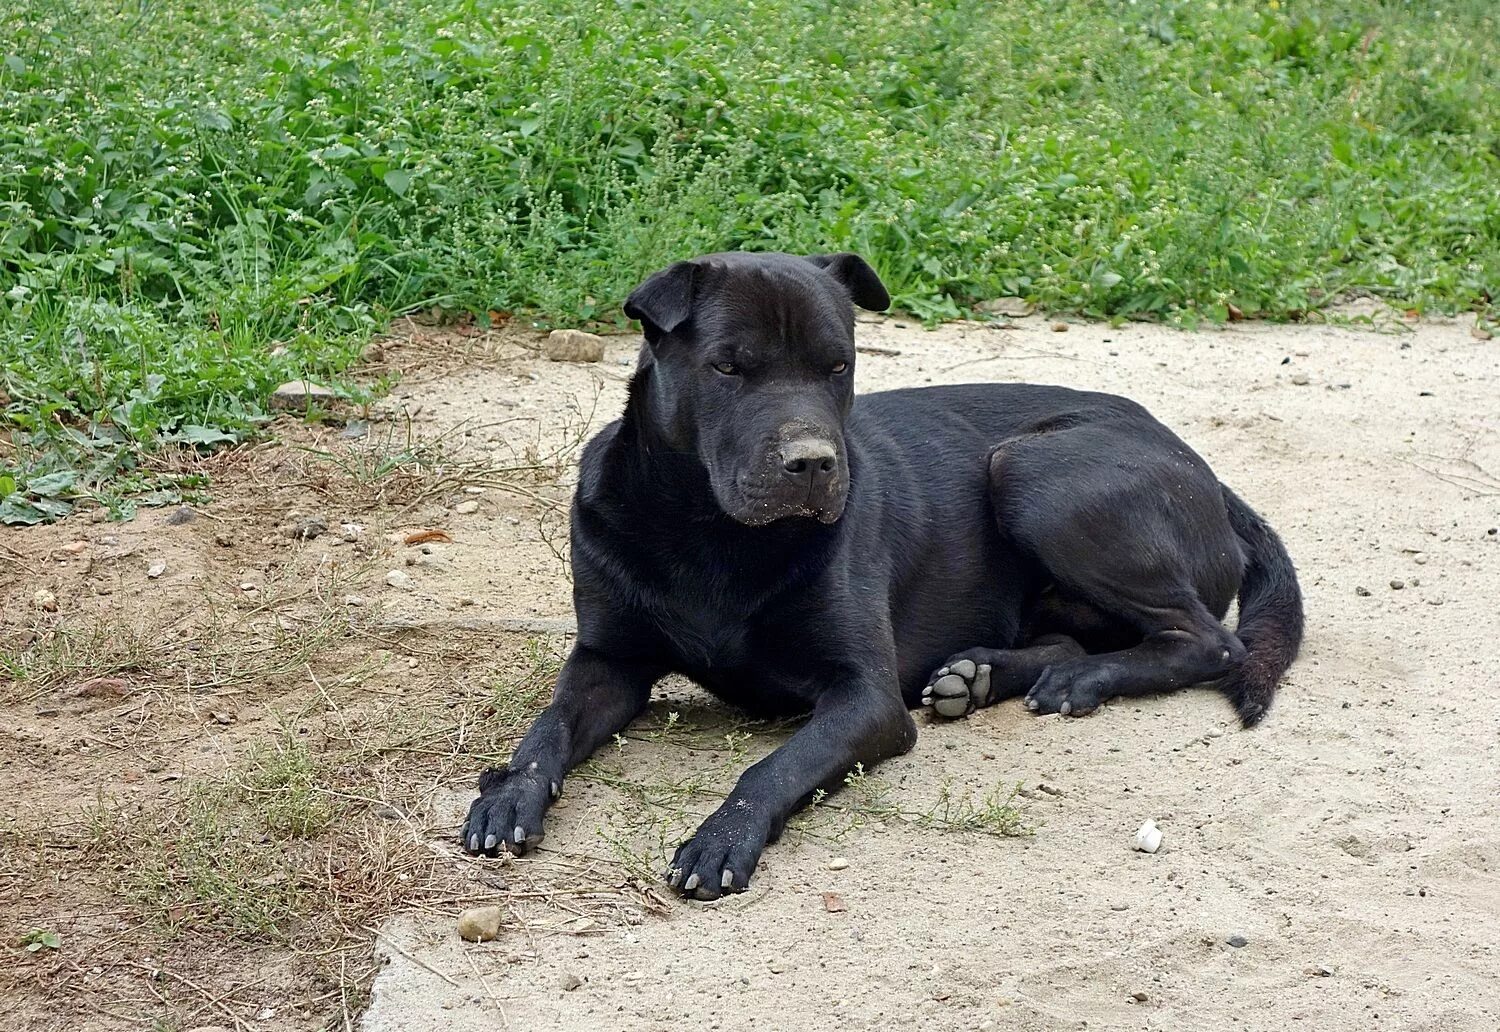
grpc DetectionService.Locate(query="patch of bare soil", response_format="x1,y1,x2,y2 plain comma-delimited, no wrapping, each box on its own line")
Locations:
3,310,1498,1031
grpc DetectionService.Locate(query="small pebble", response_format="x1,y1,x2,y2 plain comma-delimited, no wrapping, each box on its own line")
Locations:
455,500,480,515
544,329,605,363
269,380,336,412
385,570,414,590
1355,585,1371,597
456,905,504,942
34,590,58,613
827,857,849,871
147,561,167,579
344,595,366,606
1130,991,1149,1002
165,506,197,525
1290,372,1310,385
296,516,328,541
1227,934,1249,948
1050,321,1069,332
560,972,584,991
1305,964,1334,978
1133,819,1163,853
1389,579,1405,590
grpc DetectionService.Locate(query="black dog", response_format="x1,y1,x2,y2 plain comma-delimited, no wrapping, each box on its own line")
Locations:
463,251,1303,899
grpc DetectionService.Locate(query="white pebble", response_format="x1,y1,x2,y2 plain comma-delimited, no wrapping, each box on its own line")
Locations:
1133,819,1163,853
828,857,849,871
385,570,414,590
455,500,480,515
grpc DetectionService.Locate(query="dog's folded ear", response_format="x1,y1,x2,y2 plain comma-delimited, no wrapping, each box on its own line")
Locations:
624,261,699,338
805,253,890,312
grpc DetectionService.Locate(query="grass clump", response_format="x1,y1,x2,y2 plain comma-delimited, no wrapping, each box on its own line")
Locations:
3,0,1497,508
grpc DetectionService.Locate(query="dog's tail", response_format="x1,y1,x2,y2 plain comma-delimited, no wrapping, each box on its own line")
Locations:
1220,486,1304,728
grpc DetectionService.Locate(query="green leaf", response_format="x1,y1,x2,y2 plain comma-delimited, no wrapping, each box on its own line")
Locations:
382,169,412,196
1,494,72,525
25,470,77,497
1097,270,1123,289
170,425,239,447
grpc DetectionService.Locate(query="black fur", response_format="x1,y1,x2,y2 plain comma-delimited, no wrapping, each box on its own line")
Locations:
463,251,1304,899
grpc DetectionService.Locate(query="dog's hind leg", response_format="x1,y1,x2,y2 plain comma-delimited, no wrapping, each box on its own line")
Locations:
985,415,1248,717
923,635,1085,718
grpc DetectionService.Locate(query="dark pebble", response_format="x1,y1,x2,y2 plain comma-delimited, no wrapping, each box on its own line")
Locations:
1227,934,1249,948
165,506,197,525
1355,586,1371,597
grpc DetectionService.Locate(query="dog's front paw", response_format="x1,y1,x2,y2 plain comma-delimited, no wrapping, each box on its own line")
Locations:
667,804,768,901
462,766,556,857
1024,661,1109,717
922,655,994,718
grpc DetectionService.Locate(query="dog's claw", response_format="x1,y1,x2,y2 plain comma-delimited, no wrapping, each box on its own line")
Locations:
483,834,497,851
721,869,735,889
684,873,700,892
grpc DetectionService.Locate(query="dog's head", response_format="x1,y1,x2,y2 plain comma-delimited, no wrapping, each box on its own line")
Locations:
624,251,889,526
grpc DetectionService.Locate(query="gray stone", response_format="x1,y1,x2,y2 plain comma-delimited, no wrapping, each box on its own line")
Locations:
269,380,336,412
385,570,414,591
544,329,605,363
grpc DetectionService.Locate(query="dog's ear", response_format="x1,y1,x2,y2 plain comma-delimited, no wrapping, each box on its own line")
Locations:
624,261,699,338
805,252,890,312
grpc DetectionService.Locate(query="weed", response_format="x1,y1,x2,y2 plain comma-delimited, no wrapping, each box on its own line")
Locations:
3,0,1498,509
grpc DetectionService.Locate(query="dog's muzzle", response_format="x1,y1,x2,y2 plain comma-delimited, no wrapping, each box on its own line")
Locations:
728,438,847,526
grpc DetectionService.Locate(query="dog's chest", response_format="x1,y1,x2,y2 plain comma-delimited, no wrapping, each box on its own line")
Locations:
645,579,753,670
625,566,814,704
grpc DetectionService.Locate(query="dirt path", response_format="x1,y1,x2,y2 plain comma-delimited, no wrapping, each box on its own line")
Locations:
3,310,1496,1031
355,311,1500,1031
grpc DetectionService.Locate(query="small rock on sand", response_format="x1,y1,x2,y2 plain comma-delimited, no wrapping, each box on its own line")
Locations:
385,570,414,590
455,500,480,515
457,905,505,942
295,516,328,541
34,590,58,612
544,329,605,363
560,972,584,991
1290,372,1310,385
828,857,849,871
1227,934,1249,948
165,506,197,525
977,297,1033,317
147,561,167,579
269,380,336,412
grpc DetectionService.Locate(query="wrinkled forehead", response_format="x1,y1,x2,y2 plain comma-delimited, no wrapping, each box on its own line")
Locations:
696,261,855,357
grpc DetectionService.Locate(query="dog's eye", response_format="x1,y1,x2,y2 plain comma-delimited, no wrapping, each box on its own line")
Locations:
712,362,739,376
829,362,848,374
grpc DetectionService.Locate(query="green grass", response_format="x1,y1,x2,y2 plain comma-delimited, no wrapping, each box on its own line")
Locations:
2,0,1497,515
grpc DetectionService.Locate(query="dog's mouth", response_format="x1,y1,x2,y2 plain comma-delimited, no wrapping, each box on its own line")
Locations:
722,480,848,527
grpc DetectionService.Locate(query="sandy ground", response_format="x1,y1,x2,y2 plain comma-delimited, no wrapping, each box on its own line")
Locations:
352,310,1500,1032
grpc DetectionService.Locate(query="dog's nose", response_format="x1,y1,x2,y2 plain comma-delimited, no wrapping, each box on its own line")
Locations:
779,439,838,488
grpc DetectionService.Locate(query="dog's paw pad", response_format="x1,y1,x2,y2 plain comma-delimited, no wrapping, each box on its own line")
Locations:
922,658,993,719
